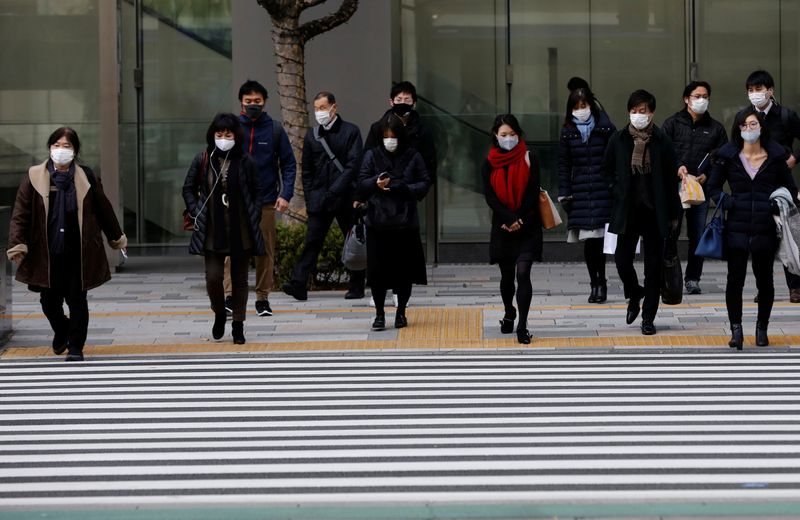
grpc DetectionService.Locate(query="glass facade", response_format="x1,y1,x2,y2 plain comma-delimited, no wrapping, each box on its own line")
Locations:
400,0,800,247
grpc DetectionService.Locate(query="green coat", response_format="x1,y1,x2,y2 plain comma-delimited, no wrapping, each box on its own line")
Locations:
603,124,682,238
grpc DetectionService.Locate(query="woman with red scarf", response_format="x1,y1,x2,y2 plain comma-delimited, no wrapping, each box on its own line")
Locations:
482,114,542,344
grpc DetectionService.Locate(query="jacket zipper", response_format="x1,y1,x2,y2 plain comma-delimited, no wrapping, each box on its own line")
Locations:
248,125,255,155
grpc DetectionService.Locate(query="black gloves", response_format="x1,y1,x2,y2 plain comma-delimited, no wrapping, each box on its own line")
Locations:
560,198,573,214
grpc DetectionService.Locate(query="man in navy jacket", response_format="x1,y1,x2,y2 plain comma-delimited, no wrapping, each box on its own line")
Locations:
224,80,296,317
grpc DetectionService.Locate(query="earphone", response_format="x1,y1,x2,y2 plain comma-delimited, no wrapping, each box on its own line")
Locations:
189,148,231,229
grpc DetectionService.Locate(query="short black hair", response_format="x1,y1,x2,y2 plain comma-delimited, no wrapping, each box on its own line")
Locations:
567,76,590,92
314,91,336,104
490,114,524,148
238,80,268,101
380,113,409,148
745,70,774,90
682,80,712,99
564,88,599,127
731,107,770,150
47,127,81,156
205,113,244,154
627,89,656,112
390,81,417,102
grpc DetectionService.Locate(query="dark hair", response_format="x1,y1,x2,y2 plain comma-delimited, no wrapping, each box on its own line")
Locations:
731,107,770,150
390,81,417,102
380,113,409,148
745,70,774,90
47,127,81,157
627,89,656,112
682,80,712,99
563,88,599,127
567,76,590,92
205,113,244,154
314,91,336,104
238,79,268,101
490,114,524,148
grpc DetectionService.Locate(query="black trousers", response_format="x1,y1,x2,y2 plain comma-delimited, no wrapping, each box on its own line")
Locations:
784,267,800,290
614,205,663,322
726,247,776,325
40,257,88,354
292,207,366,290
206,252,249,321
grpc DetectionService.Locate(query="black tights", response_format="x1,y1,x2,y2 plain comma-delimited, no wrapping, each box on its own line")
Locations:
584,237,606,285
499,260,533,331
373,284,412,316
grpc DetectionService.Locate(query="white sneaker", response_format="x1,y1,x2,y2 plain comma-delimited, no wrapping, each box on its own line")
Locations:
368,296,375,307
392,294,399,307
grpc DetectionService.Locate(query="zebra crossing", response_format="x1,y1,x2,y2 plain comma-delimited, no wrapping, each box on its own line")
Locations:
2,352,800,518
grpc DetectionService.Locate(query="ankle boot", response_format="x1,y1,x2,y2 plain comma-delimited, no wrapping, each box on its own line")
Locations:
588,285,598,303
729,324,743,350
212,312,226,340
596,282,607,303
231,321,245,345
755,321,769,347
499,308,516,334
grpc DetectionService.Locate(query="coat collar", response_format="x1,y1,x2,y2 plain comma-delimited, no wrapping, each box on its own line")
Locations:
29,160,91,225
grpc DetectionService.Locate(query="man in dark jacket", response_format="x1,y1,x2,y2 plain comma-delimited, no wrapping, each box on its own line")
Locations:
224,80,296,317
605,90,682,336
662,81,728,295
741,70,800,302
282,91,365,300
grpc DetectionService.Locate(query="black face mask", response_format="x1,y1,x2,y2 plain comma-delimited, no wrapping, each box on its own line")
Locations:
244,104,263,119
391,103,413,117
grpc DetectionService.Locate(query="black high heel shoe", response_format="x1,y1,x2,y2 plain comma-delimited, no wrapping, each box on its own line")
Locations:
499,309,516,334
729,323,743,350
516,328,531,345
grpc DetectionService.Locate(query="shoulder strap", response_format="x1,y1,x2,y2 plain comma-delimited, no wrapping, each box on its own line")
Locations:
313,126,345,173
781,105,789,129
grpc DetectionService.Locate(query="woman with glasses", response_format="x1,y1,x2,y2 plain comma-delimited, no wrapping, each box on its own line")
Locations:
707,108,797,349
662,81,728,296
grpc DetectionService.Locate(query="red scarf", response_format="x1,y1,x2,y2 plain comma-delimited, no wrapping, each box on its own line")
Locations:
488,142,529,211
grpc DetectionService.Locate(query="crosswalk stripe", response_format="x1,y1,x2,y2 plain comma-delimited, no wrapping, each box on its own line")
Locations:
1,352,800,512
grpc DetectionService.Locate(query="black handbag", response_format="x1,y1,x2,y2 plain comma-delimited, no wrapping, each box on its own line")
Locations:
341,215,367,271
695,193,726,260
661,228,683,305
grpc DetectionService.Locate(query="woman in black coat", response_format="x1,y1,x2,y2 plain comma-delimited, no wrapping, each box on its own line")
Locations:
558,87,615,303
483,114,543,344
707,108,797,349
182,113,265,345
357,115,431,331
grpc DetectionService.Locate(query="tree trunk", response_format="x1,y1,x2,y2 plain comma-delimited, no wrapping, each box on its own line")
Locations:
271,16,309,220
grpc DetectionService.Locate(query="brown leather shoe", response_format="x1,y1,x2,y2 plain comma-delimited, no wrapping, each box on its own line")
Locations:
791,289,800,303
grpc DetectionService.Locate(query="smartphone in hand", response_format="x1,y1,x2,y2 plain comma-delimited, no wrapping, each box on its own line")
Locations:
378,172,389,181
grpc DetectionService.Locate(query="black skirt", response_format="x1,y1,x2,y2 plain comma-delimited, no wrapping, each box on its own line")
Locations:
366,227,427,288
489,224,543,264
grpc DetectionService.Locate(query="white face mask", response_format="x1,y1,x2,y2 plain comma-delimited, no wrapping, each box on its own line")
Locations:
315,109,333,126
741,129,761,144
497,135,519,151
50,147,74,166
629,113,651,130
572,107,592,122
215,138,235,152
383,138,398,152
748,91,769,109
689,98,709,115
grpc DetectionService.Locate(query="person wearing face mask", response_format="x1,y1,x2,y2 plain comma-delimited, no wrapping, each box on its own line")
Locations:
483,114,543,345
706,109,797,349
357,116,431,331
282,91,365,301
558,85,616,304
662,81,728,296
219,80,296,319
739,70,800,303
604,90,682,336
183,113,265,345
8,127,127,362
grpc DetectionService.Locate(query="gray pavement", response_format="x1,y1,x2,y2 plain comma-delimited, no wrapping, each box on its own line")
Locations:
5,256,800,353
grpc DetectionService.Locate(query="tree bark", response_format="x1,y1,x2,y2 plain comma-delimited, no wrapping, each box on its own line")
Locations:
257,0,359,220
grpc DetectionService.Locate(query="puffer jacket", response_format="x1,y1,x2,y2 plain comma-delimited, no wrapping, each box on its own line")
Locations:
661,108,727,175
557,110,615,230
182,152,266,257
707,141,797,253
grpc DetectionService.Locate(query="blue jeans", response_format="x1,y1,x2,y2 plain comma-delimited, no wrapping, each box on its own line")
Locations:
682,200,709,282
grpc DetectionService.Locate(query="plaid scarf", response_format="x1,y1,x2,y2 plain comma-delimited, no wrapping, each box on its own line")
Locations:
628,123,652,175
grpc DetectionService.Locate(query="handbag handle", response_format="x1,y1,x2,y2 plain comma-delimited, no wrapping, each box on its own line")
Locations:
710,192,726,219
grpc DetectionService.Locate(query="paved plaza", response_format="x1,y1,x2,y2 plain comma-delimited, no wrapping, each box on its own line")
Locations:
4,257,800,357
